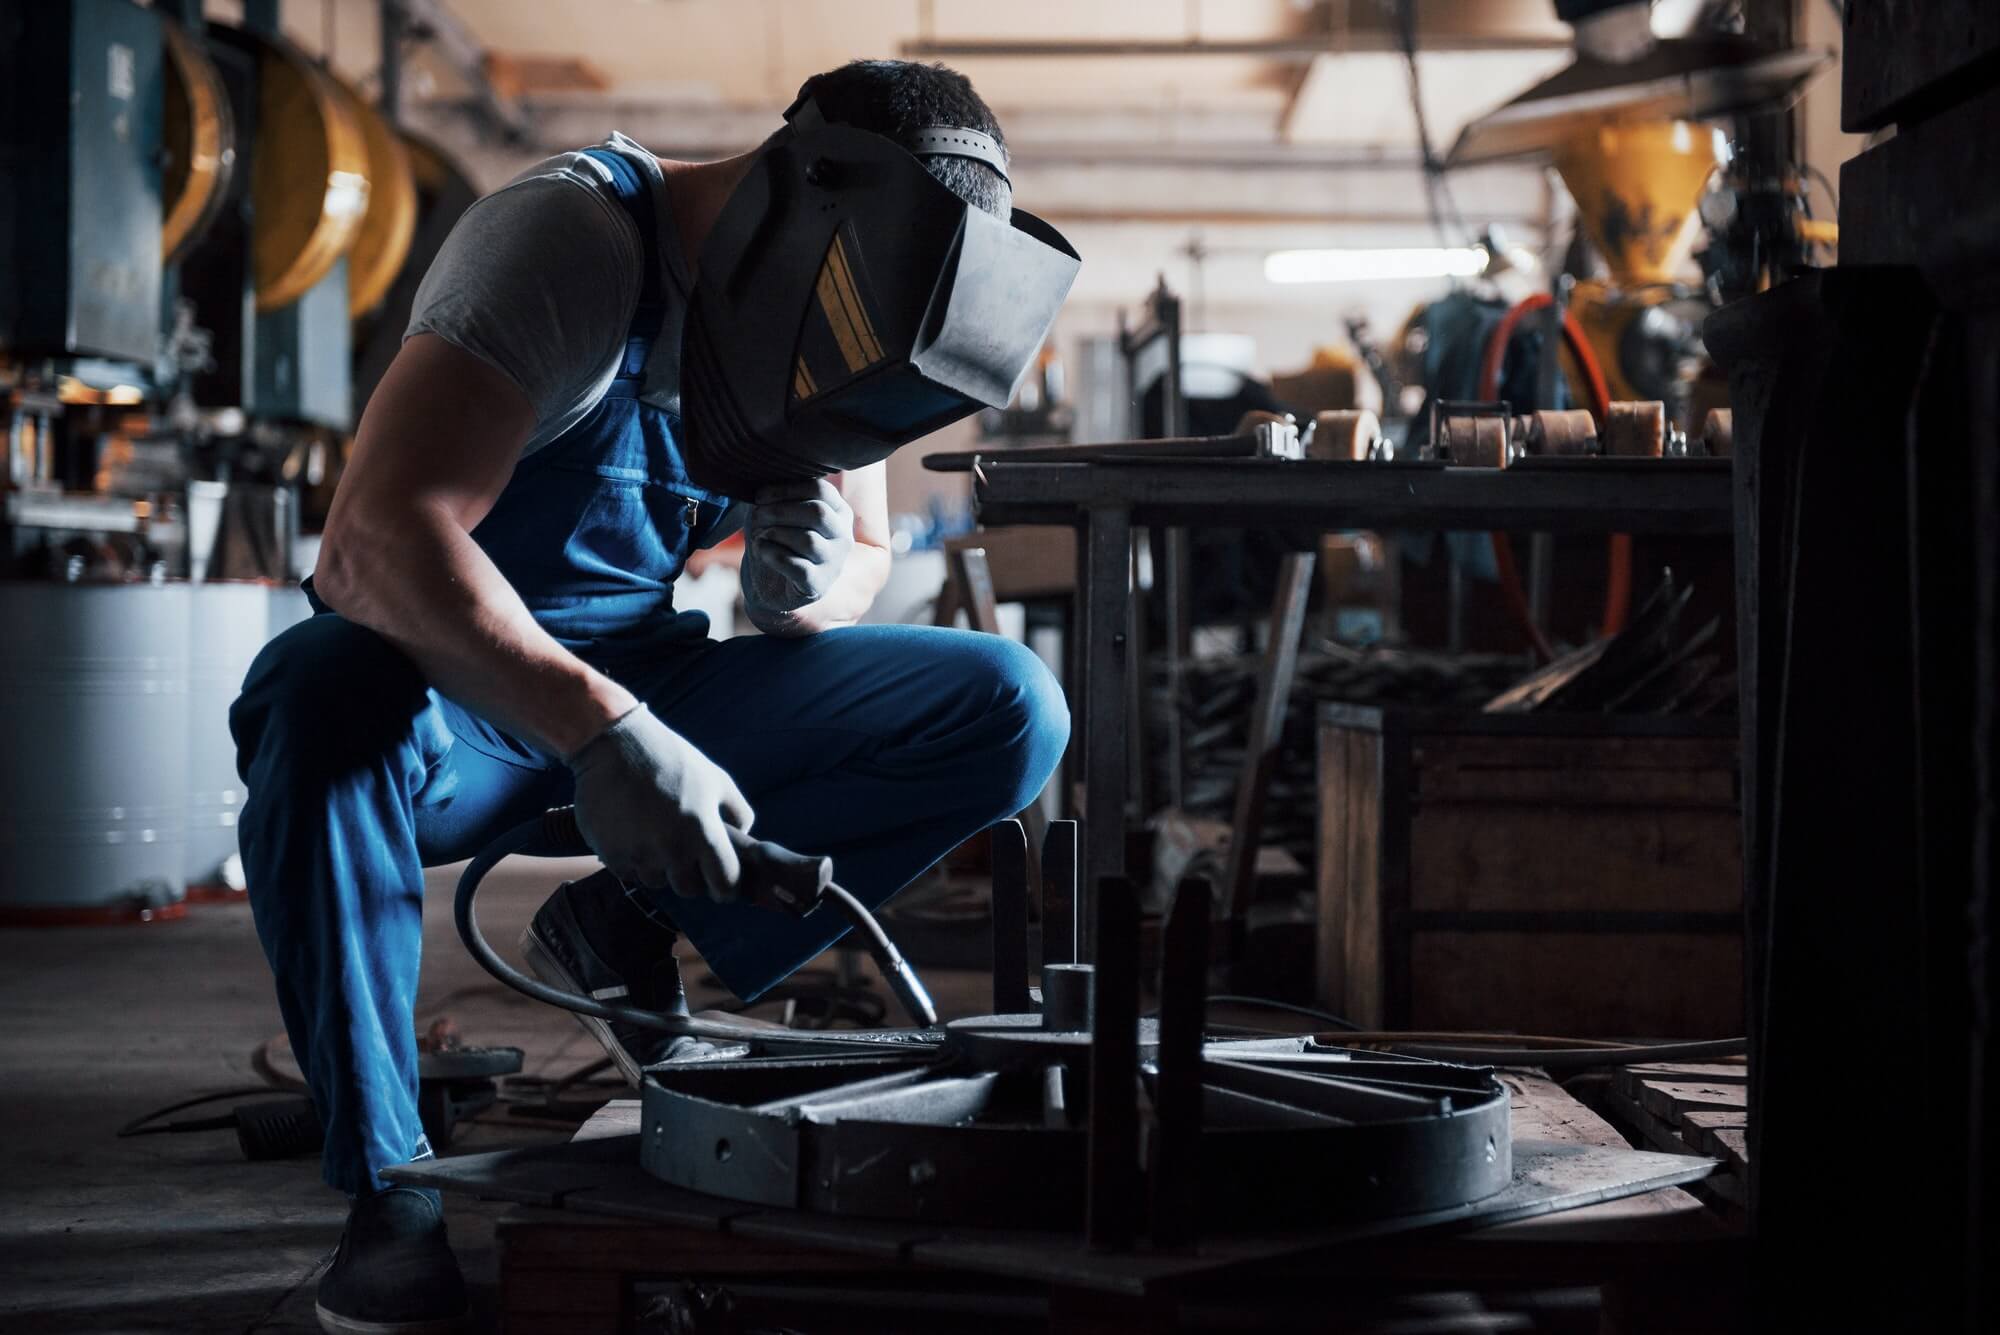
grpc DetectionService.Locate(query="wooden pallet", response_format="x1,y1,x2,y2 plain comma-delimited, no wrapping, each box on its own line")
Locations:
1604,1063,1748,1213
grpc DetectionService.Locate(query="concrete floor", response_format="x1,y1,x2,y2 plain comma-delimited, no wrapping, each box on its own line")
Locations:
0,855,692,1333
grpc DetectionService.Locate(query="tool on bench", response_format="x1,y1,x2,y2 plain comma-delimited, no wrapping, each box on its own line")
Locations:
455,806,938,1042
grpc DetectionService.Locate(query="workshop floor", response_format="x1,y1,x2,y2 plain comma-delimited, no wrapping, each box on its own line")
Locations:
0,856,978,1334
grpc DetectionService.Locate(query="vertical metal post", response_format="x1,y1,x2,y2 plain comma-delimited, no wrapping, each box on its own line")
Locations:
1041,818,1079,969
1085,875,1141,1250
1222,550,1316,925
378,0,406,121
1077,507,1131,962
242,0,278,36
989,819,1032,1014
1158,285,1191,812
1150,875,1210,1248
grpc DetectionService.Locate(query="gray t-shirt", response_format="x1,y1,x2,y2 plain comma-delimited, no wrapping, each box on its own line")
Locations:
406,134,691,455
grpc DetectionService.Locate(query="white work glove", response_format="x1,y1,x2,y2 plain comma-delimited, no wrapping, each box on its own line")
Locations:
742,477,854,614
567,704,754,902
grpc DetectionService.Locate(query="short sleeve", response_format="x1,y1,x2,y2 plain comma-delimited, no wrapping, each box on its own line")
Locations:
405,173,640,430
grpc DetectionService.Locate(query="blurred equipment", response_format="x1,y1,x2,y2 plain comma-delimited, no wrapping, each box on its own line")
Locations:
0,0,164,365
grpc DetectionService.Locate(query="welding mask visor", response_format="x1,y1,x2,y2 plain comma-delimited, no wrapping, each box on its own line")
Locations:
678,101,1080,496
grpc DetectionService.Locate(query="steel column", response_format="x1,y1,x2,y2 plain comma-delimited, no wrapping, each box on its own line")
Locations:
1076,507,1131,960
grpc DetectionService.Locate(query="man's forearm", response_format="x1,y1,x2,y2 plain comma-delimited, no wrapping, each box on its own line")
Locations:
744,543,891,637
316,499,634,759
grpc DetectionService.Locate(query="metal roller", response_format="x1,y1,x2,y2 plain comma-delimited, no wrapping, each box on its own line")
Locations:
336,79,417,320
160,19,236,267
1437,411,1514,468
1518,407,1599,457
1305,408,1383,461
1602,399,1670,458
243,28,370,312
1702,407,1734,458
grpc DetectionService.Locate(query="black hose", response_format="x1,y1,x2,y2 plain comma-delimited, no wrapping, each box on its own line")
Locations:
453,815,934,1044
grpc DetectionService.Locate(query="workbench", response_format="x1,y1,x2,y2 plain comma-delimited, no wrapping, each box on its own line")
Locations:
960,453,1736,951
416,1069,1732,1334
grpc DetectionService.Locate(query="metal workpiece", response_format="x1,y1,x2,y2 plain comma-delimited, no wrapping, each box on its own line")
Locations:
989,819,1032,1014
634,1027,1513,1231
1432,401,1521,469
1039,963,1096,1033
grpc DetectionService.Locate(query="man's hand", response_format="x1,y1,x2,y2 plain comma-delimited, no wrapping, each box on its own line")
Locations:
567,705,755,902
742,478,855,615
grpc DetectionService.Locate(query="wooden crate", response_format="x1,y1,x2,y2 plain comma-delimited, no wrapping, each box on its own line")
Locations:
1317,703,1743,1037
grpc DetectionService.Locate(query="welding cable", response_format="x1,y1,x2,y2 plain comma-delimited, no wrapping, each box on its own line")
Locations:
454,813,933,1047
1204,994,1361,1031
1475,292,1629,660
116,1088,290,1138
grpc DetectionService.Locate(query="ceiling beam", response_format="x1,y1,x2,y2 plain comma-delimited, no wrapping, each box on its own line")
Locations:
899,33,1569,60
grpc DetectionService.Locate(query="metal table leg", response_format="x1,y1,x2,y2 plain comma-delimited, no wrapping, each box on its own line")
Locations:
1076,506,1131,962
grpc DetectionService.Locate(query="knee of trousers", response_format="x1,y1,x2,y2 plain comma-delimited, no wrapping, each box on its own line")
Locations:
229,614,437,788
963,636,1071,817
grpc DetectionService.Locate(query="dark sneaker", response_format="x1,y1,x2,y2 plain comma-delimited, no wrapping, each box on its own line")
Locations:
314,1187,468,1335
522,869,732,1084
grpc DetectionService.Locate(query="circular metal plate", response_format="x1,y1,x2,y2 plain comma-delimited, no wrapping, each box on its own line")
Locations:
638,1030,1511,1230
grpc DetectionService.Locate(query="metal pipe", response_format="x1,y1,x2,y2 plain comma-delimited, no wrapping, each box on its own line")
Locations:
1085,875,1142,1250
990,819,1032,1014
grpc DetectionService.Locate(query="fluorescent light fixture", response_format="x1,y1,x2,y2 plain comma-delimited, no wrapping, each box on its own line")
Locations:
1265,246,1491,285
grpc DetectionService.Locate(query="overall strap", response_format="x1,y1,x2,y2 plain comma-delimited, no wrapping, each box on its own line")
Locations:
579,147,665,382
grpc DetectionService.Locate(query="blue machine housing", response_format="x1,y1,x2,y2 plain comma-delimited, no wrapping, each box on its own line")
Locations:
0,0,164,367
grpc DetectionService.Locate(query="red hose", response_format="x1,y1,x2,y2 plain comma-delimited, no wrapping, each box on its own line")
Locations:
1475,294,1629,658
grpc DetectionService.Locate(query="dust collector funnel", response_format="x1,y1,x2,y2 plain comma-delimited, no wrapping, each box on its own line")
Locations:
1551,121,1723,287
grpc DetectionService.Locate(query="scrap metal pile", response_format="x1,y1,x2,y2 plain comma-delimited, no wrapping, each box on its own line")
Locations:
1156,572,1731,867
1153,645,1526,866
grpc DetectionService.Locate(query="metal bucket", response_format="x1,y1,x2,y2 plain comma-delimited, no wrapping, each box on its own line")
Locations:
0,582,191,918
185,581,270,892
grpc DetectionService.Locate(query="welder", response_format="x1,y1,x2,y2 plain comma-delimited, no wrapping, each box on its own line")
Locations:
228,60,1077,1335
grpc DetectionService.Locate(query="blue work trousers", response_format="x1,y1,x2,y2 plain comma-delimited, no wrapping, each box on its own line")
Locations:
230,616,1066,1194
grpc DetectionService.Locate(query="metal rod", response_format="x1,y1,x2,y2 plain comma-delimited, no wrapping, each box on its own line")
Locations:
1150,876,1210,1248
990,819,1032,1014
1078,508,1132,961
1086,875,1142,1250
378,0,405,122
1222,551,1317,925
1041,818,1078,969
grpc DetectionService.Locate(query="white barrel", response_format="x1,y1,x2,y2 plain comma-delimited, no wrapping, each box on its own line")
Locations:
0,582,192,914
185,582,271,890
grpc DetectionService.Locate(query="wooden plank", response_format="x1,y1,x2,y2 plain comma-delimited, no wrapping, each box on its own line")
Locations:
1682,1109,1748,1136
1407,932,1743,1037
1603,1086,1695,1157
1344,727,1385,1028
1411,733,1739,782
1636,1078,1749,1125
1626,1064,1748,1086
1407,807,1743,914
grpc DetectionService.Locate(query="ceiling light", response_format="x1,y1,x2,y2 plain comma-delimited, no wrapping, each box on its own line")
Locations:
1264,247,1491,285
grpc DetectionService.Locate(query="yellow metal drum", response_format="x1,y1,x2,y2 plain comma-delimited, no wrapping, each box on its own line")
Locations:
337,81,417,319
160,20,236,266
249,31,370,312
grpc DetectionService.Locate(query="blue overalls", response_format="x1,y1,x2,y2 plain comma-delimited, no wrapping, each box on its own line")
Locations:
230,149,1067,1195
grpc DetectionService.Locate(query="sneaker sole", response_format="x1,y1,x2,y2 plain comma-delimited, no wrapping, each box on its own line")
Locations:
520,925,644,1088
314,1301,469,1335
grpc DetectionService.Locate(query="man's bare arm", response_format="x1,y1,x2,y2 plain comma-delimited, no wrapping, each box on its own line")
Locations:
314,333,635,759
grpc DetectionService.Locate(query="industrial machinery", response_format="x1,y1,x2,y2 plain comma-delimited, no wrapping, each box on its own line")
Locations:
0,0,475,916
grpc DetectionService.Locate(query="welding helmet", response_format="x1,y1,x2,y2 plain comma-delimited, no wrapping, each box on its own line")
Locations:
678,91,1081,496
